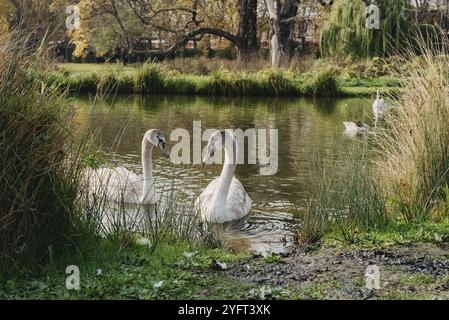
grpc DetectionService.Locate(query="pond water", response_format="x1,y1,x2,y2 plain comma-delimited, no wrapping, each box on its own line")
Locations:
73,95,374,254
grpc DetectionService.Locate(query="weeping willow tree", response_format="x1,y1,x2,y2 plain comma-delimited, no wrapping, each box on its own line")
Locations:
320,0,414,58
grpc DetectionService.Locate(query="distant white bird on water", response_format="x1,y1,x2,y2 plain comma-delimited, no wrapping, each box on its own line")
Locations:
372,89,388,125
343,120,370,136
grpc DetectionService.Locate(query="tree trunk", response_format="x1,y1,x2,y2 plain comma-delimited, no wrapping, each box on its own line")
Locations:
266,0,298,66
237,0,259,61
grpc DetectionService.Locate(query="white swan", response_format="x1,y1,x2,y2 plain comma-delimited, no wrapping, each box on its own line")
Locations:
85,129,169,204
343,120,369,136
372,89,388,125
195,130,252,223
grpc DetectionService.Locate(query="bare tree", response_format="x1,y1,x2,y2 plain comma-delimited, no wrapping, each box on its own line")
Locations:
123,0,259,60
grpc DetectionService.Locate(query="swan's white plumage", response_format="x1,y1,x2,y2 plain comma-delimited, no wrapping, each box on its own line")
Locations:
196,130,252,223
84,166,155,204
195,176,252,223
373,90,388,122
83,129,168,205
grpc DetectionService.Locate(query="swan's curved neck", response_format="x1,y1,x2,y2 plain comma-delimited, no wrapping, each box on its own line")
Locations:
212,132,237,209
141,139,154,203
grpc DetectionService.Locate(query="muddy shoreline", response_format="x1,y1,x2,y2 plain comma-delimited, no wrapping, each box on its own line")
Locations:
216,244,449,299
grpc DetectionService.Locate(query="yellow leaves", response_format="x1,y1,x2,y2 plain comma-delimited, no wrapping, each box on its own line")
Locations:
65,0,100,57
0,0,15,14
0,0,15,33
70,28,89,57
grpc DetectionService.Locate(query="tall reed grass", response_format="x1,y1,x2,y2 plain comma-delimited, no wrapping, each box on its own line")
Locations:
375,45,449,222
295,148,389,245
0,33,82,273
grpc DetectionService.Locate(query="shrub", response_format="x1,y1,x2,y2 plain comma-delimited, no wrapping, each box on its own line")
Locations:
303,69,340,97
133,62,167,93
259,68,297,96
202,69,237,95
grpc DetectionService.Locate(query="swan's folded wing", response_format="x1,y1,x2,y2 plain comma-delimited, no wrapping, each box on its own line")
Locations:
195,177,219,215
226,178,252,220
84,167,142,203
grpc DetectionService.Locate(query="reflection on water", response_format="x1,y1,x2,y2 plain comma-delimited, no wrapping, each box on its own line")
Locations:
73,95,373,254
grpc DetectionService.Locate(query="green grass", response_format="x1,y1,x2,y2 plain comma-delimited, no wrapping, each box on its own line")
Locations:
59,63,137,74
340,86,401,97
340,75,400,88
294,273,340,300
400,274,434,286
263,254,282,264
339,75,402,96
53,63,401,97
324,221,449,247
0,241,254,299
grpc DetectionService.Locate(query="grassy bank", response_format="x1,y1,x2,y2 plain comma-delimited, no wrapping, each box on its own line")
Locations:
1,241,254,300
51,63,400,97
3,230,449,300
324,221,449,247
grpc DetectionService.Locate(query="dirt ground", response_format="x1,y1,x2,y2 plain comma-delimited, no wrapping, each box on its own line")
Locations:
222,243,449,299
